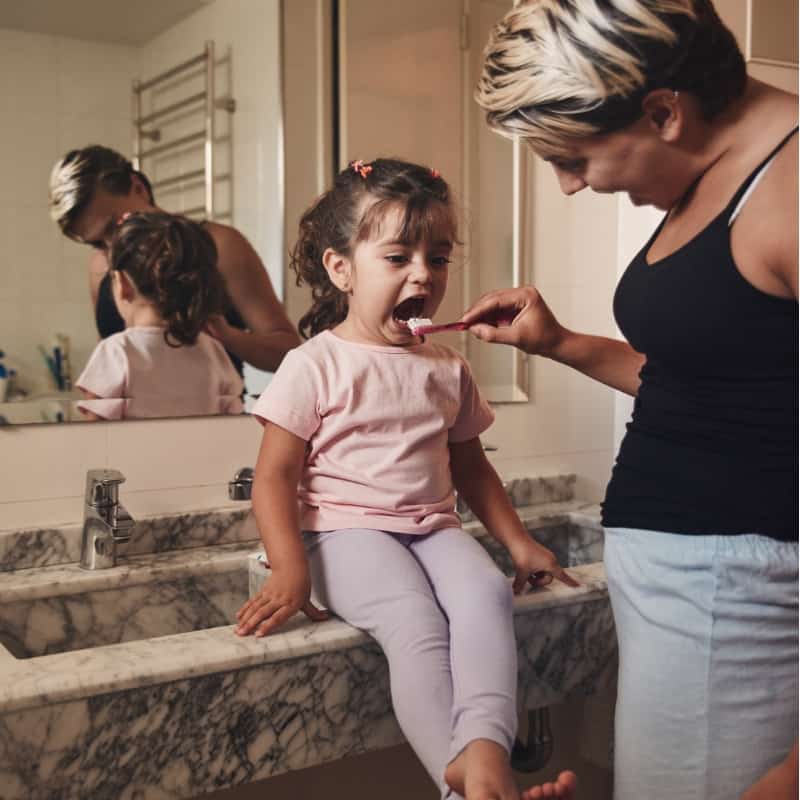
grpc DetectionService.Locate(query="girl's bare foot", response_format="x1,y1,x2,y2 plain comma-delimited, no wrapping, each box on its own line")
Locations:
444,740,577,800
522,770,577,799
445,739,520,799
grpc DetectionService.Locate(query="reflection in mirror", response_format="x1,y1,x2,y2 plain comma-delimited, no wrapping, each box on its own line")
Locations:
0,0,290,425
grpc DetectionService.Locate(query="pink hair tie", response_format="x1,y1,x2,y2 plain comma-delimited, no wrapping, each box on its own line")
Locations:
116,211,133,226
430,168,441,178
351,159,373,179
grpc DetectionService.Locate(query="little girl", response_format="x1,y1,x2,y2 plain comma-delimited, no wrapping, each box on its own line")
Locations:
235,159,577,800
76,212,244,420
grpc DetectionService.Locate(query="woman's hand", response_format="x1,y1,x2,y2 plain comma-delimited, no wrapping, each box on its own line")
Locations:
460,286,567,357
508,538,580,594
234,566,329,637
204,313,233,346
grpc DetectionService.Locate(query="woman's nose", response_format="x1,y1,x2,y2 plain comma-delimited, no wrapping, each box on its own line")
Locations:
553,167,587,196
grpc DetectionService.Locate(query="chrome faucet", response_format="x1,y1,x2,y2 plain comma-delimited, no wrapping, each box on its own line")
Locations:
228,467,254,500
79,469,135,570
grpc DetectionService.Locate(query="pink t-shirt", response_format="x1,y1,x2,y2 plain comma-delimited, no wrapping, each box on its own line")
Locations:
76,327,244,420
252,329,494,534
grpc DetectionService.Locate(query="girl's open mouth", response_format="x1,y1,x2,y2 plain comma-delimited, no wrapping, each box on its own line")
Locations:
393,296,426,324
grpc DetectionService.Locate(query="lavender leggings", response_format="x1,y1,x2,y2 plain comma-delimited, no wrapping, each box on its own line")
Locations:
304,527,518,799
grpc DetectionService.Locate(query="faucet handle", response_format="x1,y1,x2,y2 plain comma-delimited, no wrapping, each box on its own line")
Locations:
229,467,254,500
85,468,126,508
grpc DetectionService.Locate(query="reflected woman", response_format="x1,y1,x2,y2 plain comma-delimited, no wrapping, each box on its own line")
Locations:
76,212,244,421
49,145,300,379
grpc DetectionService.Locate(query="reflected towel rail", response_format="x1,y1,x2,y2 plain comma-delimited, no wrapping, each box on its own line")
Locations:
152,171,231,192
132,41,234,221
136,92,207,127
135,52,207,93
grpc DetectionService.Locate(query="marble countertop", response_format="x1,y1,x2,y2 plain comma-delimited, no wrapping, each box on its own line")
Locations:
0,507,605,714
0,475,614,799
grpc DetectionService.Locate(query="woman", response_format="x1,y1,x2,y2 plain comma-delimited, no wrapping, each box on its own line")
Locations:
49,145,300,378
466,1,798,799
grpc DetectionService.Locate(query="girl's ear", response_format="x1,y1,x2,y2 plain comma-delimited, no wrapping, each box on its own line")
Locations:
641,89,683,143
322,248,353,293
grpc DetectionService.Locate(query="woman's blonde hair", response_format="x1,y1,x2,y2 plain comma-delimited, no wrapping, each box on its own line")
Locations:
49,145,154,238
476,0,745,156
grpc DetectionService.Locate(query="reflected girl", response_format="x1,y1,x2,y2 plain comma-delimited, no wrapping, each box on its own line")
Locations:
49,145,299,378
76,212,243,421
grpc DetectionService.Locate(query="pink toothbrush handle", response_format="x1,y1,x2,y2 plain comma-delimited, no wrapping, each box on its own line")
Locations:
414,310,516,335
413,321,469,335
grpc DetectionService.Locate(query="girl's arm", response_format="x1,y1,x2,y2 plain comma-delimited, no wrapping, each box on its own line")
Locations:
77,388,103,421
449,437,578,591
460,286,645,397
235,421,328,637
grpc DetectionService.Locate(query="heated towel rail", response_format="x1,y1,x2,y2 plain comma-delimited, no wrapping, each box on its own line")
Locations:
132,41,235,220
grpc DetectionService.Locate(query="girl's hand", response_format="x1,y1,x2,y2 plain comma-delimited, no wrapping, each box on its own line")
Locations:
509,538,580,594
234,567,329,637
460,286,567,357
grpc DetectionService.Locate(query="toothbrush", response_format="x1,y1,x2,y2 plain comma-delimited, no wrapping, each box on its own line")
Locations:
405,309,517,336
405,318,468,335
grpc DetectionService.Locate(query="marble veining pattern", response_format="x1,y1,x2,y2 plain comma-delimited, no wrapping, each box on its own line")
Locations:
0,475,613,799
2,474,577,572
0,507,256,573
0,565,612,800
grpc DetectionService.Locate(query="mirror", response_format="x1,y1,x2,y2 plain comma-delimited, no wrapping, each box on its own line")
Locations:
0,0,528,428
0,0,285,424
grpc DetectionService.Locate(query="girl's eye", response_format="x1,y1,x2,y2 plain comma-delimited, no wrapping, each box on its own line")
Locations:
385,254,408,264
431,256,451,268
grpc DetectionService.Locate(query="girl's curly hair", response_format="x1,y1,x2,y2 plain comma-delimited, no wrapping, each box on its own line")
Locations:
109,212,225,347
290,157,457,339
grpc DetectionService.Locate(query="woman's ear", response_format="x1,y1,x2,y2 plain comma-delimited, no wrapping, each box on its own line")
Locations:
642,89,683,143
322,248,353,293
130,173,147,200
112,270,136,303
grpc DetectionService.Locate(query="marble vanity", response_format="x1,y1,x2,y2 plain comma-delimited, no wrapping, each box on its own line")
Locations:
0,475,615,799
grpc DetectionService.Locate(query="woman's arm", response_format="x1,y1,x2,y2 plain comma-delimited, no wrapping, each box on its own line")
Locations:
460,286,645,396
207,223,301,371
235,422,327,636
449,437,578,591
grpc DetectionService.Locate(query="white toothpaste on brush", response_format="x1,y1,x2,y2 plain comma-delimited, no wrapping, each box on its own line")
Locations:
405,317,433,334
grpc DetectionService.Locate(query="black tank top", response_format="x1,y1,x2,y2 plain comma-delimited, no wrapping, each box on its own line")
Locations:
603,128,798,542
95,271,248,378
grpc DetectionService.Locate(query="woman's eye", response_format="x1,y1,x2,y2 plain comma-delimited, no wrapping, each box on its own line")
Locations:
556,159,585,173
